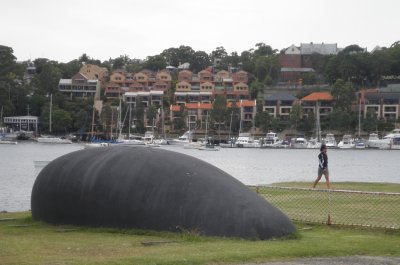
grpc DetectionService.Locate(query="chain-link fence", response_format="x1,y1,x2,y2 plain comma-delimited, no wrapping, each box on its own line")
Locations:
256,186,400,229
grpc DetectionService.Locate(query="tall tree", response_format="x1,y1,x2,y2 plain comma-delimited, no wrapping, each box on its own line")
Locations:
331,79,355,112
141,55,167,71
211,95,227,129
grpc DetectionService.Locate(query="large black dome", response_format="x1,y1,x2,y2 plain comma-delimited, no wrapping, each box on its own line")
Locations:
31,146,295,239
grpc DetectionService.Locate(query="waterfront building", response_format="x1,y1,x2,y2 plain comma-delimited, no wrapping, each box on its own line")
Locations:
58,73,101,100
263,92,298,120
3,115,38,135
79,64,108,87
300,92,334,119
104,69,171,98
362,89,400,121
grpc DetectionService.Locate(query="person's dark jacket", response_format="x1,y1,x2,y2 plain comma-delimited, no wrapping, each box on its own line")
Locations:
318,152,328,169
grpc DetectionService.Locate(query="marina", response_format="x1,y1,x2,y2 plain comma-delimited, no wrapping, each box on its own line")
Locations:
1,141,399,213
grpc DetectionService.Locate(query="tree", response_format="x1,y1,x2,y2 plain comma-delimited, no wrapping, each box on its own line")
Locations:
210,46,228,69
191,51,210,73
328,109,353,132
211,95,227,130
31,61,62,95
141,55,167,71
290,103,303,130
40,105,72,134
255,112,272,132
331,79,355,112
362,108,378,132
161,46,196,67
253,43,277,57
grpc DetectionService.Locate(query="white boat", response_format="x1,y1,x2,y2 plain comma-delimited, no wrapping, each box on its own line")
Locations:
219,139,236,148
389,135,400,150
366,129,400,149
168,131,192,145
338,135,355,149
184,141,202,149
355,139,366,149
198,143,220,151
307,138,322,149
324,133,337,148
235,133,260,148
36,136,72,144
84,142,110,148
261,132,282,148
0,139,17,145
290,137,308,149
142,131,158,145
116,138,145,146
153,138,169,145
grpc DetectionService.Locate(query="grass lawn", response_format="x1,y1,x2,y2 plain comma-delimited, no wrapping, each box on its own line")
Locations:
1,182,399,265
254,182,400,229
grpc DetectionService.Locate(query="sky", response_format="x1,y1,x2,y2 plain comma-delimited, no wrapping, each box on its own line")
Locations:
1,0,399,63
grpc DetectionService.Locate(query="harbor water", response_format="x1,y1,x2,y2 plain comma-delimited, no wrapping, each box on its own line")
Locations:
1,142,399,212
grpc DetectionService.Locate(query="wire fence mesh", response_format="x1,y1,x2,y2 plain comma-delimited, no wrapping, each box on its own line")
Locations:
256,186,400,229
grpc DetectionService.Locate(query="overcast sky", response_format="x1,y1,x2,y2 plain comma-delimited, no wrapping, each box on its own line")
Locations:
2,0,399,63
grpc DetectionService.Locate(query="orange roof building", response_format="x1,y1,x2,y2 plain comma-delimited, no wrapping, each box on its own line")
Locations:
301,92,334,101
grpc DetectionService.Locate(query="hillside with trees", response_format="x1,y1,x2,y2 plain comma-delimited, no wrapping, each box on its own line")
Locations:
1,42,399,137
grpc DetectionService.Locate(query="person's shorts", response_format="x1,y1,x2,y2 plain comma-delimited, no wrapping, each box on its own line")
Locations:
318,167,329,177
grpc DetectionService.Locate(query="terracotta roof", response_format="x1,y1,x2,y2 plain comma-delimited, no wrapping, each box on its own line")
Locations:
170,103,213,111
302,92,333,101
170,105,181,111
227,100,256,108
186,102,213,110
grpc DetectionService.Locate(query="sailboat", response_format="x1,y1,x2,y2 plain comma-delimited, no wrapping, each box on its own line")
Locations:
116,101,144,145
219,111,235,148
153,107,169,145
36,94,72,144
198,112,220,151
307,101,322,149
0,107,17,144
183,116,201,149
355,98,366,149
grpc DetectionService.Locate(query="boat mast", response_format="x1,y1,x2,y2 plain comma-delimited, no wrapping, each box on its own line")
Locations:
358,97,361,138
118,99,122,139
49,94,52,133
205,112,208,139
128,103,132,139
316,100,321,142
228,111,233,141
161,106,165,139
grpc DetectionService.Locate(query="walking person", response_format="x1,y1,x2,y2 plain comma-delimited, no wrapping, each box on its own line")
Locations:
313,144,330,189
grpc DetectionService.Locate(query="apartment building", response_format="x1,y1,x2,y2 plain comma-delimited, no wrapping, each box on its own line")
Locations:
79,64,108,85
169,100,256,131
263,92,297,120
123,91,164,108
279,43,339,83
363,90,400,121
104,69,171,98
174,69,250,103
58,73,100,99
300,92,334,119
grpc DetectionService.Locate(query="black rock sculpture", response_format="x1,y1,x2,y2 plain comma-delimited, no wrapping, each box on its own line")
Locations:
31,146,296,239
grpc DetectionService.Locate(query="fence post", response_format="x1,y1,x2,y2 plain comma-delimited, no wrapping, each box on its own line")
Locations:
327,189,332,225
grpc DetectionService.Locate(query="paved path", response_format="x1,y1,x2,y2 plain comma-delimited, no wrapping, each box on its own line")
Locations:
228,256,400,265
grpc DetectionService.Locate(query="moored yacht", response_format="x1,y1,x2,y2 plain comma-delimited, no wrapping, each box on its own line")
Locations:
389,135,400,149
36,136,72,144
235,133,260,148
324,133,337,148
290,136,308,149
337,134,355,149
261,132,282,148
366,129,400,149
168,131,192,145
